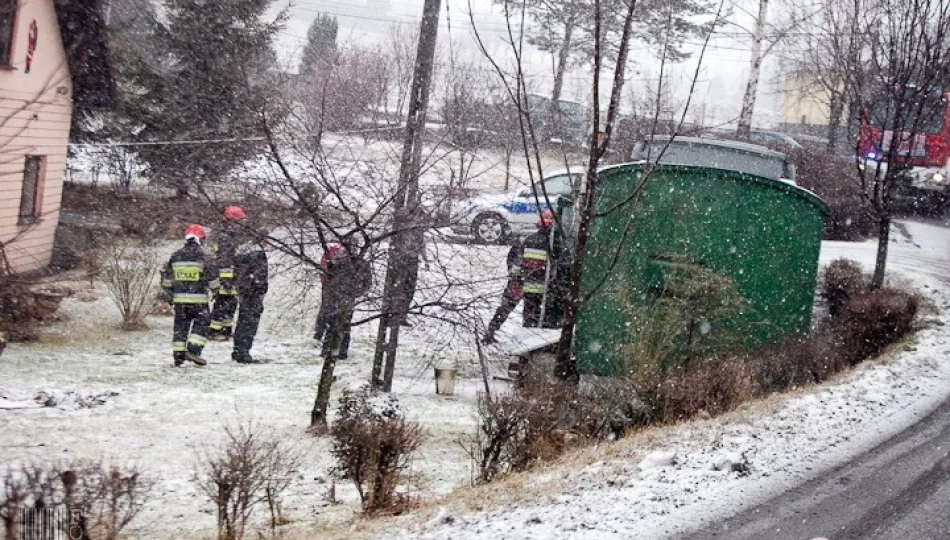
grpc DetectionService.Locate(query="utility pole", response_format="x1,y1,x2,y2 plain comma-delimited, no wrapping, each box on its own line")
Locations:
371,0,442,391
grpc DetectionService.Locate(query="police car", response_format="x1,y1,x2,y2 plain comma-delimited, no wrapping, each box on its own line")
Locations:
453,171,583,243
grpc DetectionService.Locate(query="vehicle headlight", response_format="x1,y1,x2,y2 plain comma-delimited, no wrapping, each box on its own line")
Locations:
932,172,944,183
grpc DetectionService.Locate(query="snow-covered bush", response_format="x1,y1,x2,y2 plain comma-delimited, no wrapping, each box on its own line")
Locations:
194,422,301,540
329,385,424,514
0,460,151,540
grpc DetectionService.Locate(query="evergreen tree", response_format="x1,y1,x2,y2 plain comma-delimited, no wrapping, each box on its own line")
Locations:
121,0,285,195
299,13,338,75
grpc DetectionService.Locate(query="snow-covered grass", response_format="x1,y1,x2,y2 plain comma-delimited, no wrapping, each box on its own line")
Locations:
317,221,950,540
0,237,522,539
2,221,949,540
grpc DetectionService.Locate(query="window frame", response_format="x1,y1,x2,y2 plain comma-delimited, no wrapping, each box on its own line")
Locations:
0,0,18,69
18,155,45,225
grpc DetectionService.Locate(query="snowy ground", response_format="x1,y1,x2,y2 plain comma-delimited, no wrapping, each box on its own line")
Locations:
344,220,950,540
0,238,523,538
2,221,949,540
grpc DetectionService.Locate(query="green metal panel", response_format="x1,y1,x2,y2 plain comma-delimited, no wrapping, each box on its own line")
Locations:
574,163,829,376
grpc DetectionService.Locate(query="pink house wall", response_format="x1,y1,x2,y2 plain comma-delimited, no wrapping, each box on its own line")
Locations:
0,0,73,274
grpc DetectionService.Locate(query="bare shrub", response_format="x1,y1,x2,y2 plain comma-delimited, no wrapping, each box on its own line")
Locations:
1,460,151,540
792,149,875,241
102,242,159,330
329,386,425,515
632,265,917,425
635,356,755,423
471,383,612,484
840,287,919,359
821,259,868,318
194,422,301,540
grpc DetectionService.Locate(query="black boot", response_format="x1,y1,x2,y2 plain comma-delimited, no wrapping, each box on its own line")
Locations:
173,352,186,367
232,351,261,364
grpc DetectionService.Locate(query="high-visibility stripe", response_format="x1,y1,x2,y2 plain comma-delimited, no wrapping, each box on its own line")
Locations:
221,320,234,328
208,279,221,290
217,288,239,296
209,322,224,331
523,248,548,261
172,342,187,352
523,284,545,294
509,267,522,276
173,293,209,304
172,261,205,269
161,279,173,288
188,335,207,347
219,268,235,279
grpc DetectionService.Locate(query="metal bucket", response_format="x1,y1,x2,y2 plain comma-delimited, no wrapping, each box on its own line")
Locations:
434,367,458,396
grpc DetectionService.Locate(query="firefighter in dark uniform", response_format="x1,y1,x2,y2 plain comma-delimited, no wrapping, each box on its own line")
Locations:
481,240,524,344
210,205,246,340
161,224,219,367
231,232,269,364
521,209,555,327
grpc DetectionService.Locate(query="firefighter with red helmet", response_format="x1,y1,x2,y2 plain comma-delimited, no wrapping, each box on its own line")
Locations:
160,224,219,367
210,205,246,340
521,209,556,327
481,238,524,344
482,209,557,343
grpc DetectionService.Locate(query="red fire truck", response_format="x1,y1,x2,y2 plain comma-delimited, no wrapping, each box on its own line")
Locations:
858,90,950,208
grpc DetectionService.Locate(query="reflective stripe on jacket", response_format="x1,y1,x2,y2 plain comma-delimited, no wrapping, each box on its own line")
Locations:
520,229,552,296
161,240,219,304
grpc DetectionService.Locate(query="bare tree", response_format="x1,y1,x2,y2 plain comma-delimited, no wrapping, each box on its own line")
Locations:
850,0,950,288
734,0,818,136
470,0,725,381
784,0,866,152
386,23,421,124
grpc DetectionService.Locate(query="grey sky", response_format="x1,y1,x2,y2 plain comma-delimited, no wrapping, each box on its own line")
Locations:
271,0,785,127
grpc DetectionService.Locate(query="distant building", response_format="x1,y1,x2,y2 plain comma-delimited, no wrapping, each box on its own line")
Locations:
779,74,848,138
0,0,114,274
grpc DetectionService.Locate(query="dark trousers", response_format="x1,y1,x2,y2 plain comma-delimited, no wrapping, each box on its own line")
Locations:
523,293,543,328
486,294,521,337
233,293,264,359
314,299,329,341
173,304,211,361
210,293,239,336
320,311,352,358
400,261,420,324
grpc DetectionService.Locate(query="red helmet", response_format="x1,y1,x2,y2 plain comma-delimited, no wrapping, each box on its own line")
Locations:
184,224,206,243
223,205,246,221
537,209,555,228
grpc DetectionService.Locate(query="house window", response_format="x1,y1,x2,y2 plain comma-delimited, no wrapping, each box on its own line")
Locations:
19,156,44,223
0,0,16,67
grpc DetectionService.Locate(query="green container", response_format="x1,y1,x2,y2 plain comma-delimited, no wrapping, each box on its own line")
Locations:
573,163,829,376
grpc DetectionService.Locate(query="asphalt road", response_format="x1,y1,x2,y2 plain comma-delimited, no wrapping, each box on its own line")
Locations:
680,395,950,540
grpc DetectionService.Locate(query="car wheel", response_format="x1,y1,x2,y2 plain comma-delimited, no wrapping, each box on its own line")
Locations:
472,213,509,244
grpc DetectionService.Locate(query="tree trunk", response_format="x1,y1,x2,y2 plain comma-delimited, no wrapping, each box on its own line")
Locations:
555,0,638,382
310,302,353,430
371,0,442,392
871,214,889,289
826,93,844,154
737,0,769,138
551,22,574,103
